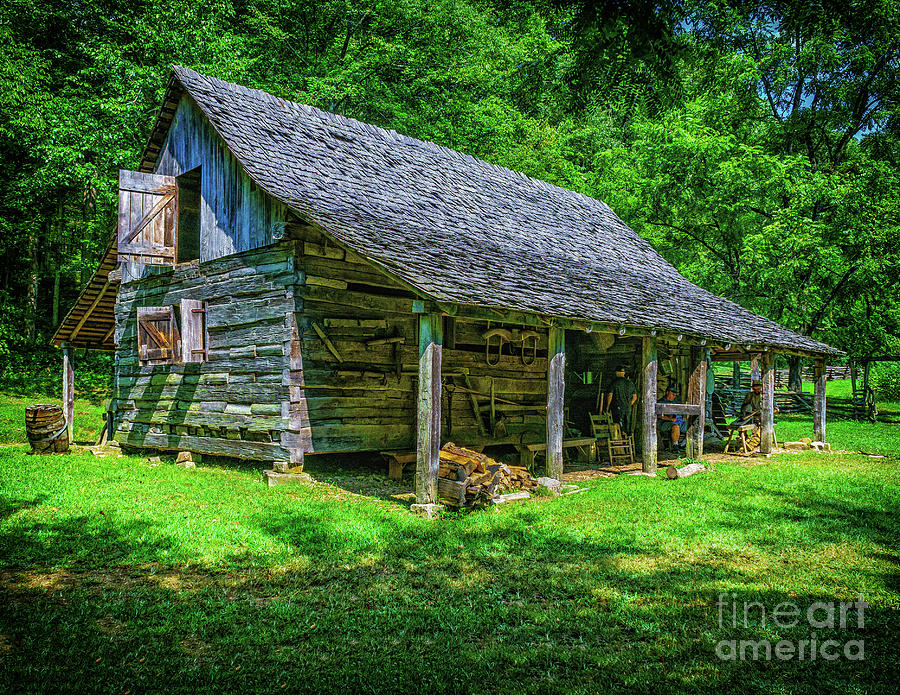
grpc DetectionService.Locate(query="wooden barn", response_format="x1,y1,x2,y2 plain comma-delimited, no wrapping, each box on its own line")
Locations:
53,66,840,504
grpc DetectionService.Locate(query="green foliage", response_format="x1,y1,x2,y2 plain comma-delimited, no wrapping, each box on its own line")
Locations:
0,0,897,359
0,348,112,402
872,362,900,402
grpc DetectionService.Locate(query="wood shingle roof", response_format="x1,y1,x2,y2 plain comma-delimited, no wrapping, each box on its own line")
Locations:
149,66,838,356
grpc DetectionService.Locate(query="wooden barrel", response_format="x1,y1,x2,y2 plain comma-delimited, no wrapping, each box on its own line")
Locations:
25,404,69,454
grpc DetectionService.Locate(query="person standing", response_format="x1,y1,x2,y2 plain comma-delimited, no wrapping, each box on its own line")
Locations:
605,365,637,436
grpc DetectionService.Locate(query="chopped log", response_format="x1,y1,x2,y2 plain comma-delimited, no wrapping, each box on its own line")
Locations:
665,463,707,479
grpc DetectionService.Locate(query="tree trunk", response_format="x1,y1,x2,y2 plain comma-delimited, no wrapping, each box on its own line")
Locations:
52,270,60,328
787,355,803,393
25,228,39,344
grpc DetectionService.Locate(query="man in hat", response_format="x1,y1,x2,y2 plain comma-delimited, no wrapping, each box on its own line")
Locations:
658,386,685,451
741,380,763,423
604,365,637,435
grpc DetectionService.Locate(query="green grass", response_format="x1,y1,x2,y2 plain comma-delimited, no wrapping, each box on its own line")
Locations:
1,389,899,693
1,391,107,446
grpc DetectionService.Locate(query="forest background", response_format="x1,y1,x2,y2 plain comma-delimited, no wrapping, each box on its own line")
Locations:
1,0,898,395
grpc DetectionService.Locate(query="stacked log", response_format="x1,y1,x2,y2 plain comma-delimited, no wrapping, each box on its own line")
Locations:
437,442,537,508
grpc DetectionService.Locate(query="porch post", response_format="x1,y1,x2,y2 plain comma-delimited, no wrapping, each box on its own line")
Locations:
750,354,760,382
641,336,658,474
686,346,707,459
62,344,74,443
760,352,775,454
546,325,565,480
814,358,827,443
416,313,443,504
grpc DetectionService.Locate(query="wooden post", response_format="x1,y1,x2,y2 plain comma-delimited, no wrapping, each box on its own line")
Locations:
750,354,760,382
546,325,565,480
759,352,775,454
641,337,658,474
416,313,443,504
686,347,707,459
814,358,827,443
62,345,74,443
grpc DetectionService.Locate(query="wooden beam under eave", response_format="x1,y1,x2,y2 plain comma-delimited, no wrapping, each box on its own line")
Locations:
546,325,565,480
759,352,775,454
641,336,658,474
814,358,827,443
68,281,111,342
415,313,443,504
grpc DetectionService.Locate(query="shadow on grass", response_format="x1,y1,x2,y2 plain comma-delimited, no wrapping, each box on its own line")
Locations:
1,473,898,693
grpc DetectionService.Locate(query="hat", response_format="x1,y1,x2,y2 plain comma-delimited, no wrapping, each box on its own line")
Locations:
664,385,676,394
615,365,628,373
752,380,762,387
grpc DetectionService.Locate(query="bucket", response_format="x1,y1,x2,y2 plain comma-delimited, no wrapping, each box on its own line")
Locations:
25,404,70,454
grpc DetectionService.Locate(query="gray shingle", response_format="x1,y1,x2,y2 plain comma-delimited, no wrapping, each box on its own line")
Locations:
168,66,838,356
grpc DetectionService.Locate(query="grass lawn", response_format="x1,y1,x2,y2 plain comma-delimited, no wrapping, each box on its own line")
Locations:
1,387,898,693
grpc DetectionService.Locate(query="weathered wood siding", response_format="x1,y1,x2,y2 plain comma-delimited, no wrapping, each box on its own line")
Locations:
154,96,285,263
113,243,300,461
288,219,554,453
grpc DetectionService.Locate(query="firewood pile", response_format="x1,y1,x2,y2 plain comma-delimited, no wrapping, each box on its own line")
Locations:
437,442,537,508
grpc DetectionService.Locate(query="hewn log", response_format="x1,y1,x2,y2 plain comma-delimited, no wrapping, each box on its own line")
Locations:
686,346,707,459
814,357,827,443
641,336,658,474
654,403,701,416
546,325,565,479
760,352,775,454
62,345,74,443
749,354,760,382
416,313,443,504
666,463,706,479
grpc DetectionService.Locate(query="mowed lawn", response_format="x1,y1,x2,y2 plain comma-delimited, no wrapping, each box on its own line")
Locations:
1,388,898,694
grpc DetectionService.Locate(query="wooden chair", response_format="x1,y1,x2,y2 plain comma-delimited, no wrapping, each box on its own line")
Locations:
590,414,633,465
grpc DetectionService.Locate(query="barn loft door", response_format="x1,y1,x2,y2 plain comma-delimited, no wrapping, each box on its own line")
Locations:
118,170,177,265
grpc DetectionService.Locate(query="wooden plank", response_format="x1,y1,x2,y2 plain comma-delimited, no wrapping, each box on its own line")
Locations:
546,325,565,479
416,313,443,504
119,169,177,194
760,352,775,454
68,281,110,342
685,346,707,459
180,299,207,362
120,193,176,245
654,403,701,416
119,429,290,461
641,336,658,474
311,322,344,361
814,357,827,443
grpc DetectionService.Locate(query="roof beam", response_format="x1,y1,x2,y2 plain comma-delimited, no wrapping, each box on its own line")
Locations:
68,281,111,342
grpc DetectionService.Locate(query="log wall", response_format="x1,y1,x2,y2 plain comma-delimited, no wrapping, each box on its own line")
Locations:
287,218,554,453
113,243,299,462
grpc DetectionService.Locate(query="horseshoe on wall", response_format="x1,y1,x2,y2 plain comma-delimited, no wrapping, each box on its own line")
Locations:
483,328,513,366
520,330,540,365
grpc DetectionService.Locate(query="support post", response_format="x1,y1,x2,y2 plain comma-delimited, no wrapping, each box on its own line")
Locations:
546,325,565,480
62,345,74,443
814,358,827,443
760,352,775,454
641,336,658,474
416,313,443,504
750,354,760,382
686,346,707,459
